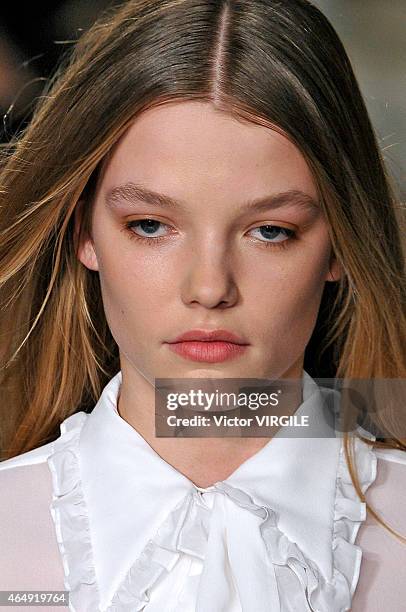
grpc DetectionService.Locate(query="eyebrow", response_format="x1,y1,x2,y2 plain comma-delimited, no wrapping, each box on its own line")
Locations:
105,182,320,215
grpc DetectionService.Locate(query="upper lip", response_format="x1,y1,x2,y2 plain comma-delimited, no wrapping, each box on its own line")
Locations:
168,329,249,345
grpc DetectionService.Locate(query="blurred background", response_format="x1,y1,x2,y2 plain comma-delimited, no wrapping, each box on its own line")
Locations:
0,0,405,197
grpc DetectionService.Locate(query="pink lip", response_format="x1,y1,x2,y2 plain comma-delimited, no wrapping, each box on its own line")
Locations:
165,329,249,363
169,329,248,344
167,341,248,363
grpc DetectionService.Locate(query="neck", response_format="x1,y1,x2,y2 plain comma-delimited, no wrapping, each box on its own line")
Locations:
116,357,304,488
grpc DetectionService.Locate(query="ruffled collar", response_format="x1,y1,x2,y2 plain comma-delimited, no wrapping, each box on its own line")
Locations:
47,370,377,612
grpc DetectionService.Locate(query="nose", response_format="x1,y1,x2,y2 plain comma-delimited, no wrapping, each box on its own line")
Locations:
181,241,239,309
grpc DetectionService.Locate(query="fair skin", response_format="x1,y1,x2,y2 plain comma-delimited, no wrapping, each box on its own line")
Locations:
76,100,341,488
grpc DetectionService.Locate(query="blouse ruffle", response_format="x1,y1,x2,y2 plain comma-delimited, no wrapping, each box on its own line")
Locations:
47,411,377,612
47,412,101,612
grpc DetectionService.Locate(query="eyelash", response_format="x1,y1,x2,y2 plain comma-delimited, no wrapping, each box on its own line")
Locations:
120,218,297,251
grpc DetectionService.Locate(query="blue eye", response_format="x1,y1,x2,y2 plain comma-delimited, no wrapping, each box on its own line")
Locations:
127,219,169,238
249,225,295,244
122,219,296,251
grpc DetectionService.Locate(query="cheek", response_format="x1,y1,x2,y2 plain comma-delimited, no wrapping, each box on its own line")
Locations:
94,247,172,340
246,241,330,336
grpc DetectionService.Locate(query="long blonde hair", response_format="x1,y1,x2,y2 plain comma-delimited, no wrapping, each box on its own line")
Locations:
1,0,405,542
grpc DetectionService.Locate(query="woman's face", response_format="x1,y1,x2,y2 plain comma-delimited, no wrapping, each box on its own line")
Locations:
77,100,340,382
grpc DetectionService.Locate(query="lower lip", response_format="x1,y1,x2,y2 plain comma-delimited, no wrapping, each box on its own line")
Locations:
166,341,248,363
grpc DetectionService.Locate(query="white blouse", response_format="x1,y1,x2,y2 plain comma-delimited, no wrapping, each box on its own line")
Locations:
1,370,406,612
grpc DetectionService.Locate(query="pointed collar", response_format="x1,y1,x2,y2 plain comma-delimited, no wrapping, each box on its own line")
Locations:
47,369,377,611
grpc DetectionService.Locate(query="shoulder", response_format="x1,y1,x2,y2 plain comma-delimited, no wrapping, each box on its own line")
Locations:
0,441,55,531
0,409,89,475
352,446,406,611
0,454,54,531
0,442,66,590
372,446,406,467
0,440,54,472
0,441,55,511
0,413,90,590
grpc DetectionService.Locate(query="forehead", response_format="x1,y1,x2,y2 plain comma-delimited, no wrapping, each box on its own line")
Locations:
98,100,317,201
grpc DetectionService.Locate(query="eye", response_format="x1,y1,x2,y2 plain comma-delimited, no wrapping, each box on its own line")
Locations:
129,219,169,237
122,218,172,242
248,224,296,245
122,219,297,250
